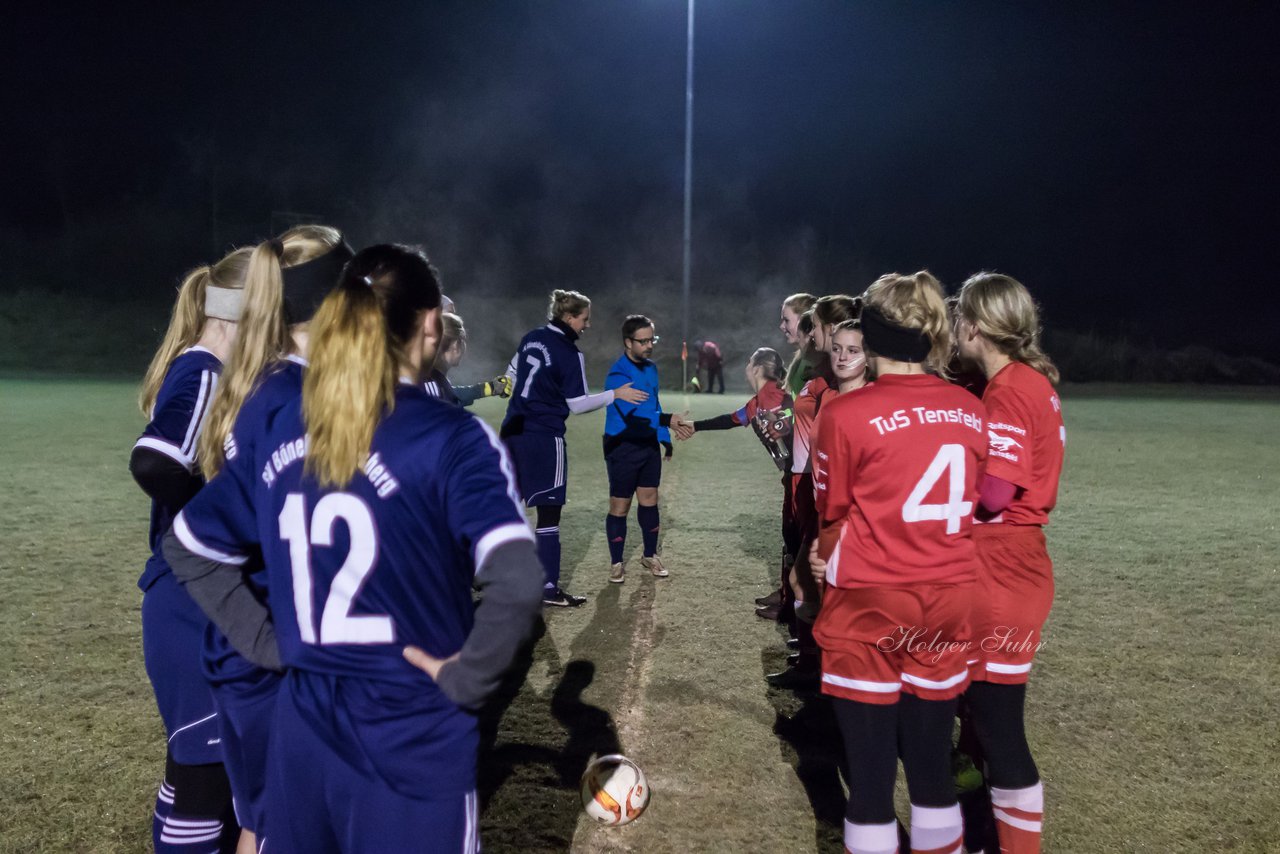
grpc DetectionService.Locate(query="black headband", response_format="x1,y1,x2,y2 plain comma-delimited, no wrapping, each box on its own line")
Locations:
282,241,355,323
859,305,932,362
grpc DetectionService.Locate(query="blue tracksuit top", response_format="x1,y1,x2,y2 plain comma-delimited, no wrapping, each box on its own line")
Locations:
604,354,668,444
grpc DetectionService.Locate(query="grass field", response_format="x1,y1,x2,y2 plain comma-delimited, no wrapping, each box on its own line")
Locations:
1,378,1277,853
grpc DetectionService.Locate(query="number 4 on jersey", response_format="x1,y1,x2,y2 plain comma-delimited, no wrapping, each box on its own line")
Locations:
901,444,974,535
279,492,393,645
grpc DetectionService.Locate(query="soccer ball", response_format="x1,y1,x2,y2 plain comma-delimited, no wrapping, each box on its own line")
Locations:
580,754,650,826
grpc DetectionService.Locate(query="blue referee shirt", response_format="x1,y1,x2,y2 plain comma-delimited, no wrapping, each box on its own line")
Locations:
604,353,667,444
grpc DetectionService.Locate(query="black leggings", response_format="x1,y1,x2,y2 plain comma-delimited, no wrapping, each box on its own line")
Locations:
832,694,958,824
535,504,562,529
963,681,1040,789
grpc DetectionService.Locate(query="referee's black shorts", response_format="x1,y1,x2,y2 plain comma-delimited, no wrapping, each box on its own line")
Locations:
604,438,662,497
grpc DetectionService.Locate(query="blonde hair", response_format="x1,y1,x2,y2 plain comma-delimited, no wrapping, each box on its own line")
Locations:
440,312,466,352
305,244,440,488
782,293,819,389
956,272,1059,385
548,289,590,321
783,293,816,314
861,270,952,377
199,225,344,478
139,249,252,418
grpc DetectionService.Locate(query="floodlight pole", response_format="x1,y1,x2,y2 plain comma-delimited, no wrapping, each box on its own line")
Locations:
681,0,695,393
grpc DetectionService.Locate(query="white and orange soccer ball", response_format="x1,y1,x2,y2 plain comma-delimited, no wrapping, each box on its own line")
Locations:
580,754,650,826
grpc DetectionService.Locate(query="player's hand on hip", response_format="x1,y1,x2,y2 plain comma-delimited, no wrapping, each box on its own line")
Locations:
403,646,460,681
614,382,649,404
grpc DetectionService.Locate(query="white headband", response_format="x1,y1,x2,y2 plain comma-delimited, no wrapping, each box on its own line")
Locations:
205,285,244,321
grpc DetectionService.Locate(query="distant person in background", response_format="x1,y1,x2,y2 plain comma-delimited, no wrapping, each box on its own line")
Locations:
952,272,1064,854
425,312,513,407
192,224,351,853
696,339,725,393
810,271,984,854
602,315,691,583
130,247,250,853
501,289,648,607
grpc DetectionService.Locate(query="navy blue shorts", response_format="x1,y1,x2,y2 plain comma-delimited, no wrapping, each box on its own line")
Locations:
263,673,480,853
605,440,662,497
141,571,222,765
206,624,281,833
505,433,567,506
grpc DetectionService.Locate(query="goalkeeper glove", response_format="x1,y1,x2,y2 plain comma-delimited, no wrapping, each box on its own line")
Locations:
483,375,514,398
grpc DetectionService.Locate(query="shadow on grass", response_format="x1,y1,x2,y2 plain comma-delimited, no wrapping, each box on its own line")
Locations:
477,585,632,851
764,650,847,853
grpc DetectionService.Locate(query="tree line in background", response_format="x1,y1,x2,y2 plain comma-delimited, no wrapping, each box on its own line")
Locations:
2,289,1276,386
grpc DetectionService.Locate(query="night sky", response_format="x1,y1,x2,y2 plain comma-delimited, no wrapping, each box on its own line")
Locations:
5,2,1277,359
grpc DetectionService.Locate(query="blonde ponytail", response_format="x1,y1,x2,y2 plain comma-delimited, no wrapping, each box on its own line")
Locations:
957,272,1059,385
199,225,345,478
139,266,210,417
302,244,441,489
303,282,396,488
862,271,953,377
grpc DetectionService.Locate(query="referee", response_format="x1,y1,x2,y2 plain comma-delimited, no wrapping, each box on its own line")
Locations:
603,315,690,583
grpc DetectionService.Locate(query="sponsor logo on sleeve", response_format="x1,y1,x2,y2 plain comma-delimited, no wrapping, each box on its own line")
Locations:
987,429,1022,461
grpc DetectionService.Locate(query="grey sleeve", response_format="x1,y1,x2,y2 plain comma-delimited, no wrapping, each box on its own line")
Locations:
433,538,544,710
161,529,283,672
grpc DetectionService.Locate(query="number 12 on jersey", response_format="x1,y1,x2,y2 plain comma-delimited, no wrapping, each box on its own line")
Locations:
901,444,974,535
279,492,394,645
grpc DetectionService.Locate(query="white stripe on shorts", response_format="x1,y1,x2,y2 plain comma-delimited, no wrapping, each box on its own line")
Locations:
821,672,900,693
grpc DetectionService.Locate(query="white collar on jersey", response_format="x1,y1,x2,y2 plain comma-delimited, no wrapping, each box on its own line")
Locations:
285,354,308,367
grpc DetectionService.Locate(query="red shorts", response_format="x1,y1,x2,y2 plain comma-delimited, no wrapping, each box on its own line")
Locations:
969,524,1054,685
814,582,974,705
790,473,817,540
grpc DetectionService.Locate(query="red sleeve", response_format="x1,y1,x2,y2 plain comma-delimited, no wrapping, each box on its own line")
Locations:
982,385,1034,489
813,403,853,523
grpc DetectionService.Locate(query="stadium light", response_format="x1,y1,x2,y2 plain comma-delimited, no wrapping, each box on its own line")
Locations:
681,0,695,393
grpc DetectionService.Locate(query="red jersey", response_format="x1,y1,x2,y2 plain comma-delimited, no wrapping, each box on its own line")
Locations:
979,361,1064,526
731,381,788,426
813,373,988,588
791,376,834,474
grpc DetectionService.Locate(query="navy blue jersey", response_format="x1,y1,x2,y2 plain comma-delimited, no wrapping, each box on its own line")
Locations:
501,322,590,437
134,346,222,591
604,354,664,443
177,381,530,660
202,356,305,689
422,368,460,406
175,383,532,793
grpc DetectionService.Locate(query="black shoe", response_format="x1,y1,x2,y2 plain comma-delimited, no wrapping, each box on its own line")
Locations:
755,588,783,607
765,666,820,691
755,604,780,621
543,588,587,608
